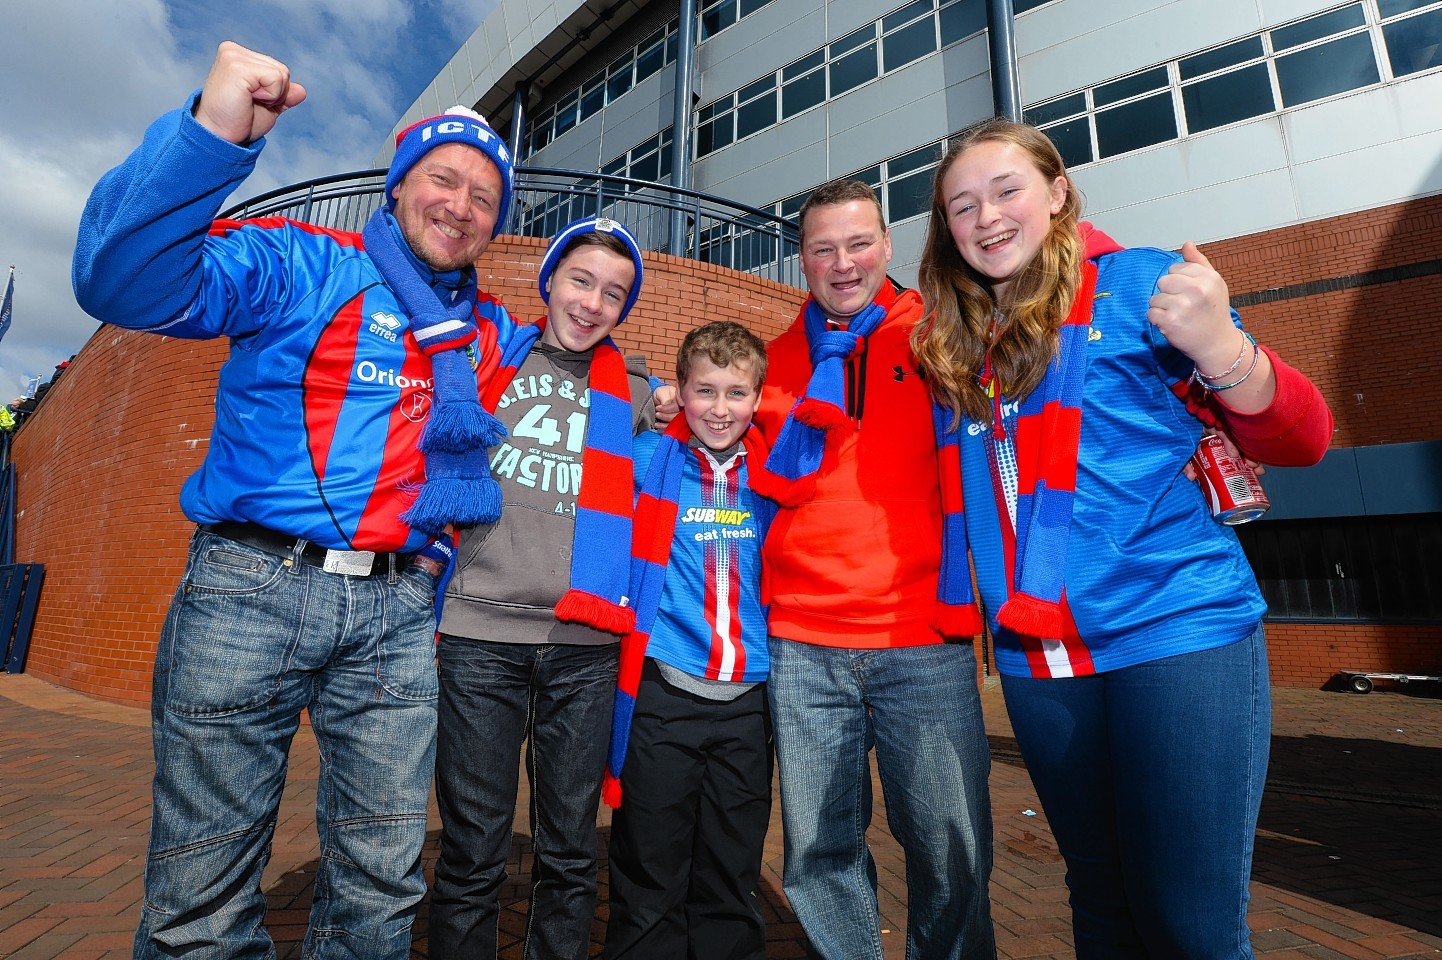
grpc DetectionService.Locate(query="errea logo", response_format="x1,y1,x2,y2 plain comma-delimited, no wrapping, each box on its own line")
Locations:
369,312,402,342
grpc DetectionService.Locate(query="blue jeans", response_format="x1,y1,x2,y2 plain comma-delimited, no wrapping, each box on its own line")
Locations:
1001,626,1271,960
430,637,618,960
136,529,439,960
768,638,995,960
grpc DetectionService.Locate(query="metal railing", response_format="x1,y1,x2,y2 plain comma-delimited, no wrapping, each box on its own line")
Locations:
222,167,805,288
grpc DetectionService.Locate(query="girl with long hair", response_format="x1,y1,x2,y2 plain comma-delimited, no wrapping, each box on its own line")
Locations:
913,117,1333,959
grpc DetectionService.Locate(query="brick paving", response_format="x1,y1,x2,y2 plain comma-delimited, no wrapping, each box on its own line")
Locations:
1,673,1438,959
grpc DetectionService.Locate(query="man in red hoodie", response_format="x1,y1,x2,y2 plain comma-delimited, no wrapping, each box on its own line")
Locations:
751,180,995,960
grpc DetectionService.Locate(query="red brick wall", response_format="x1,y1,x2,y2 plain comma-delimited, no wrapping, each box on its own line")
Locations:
1200,193,1442,448
15,194,1442,701
1265,623,1442,689
1198,194,1442,684
10,239,804,706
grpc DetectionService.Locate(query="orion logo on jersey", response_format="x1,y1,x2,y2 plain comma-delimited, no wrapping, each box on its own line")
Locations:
353,361,434,422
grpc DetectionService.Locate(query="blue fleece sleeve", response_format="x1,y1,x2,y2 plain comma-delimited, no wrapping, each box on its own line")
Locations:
72,93,270,339
632,429,660,492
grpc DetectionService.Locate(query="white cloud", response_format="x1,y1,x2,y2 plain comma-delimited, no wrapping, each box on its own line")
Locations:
0,0,488,397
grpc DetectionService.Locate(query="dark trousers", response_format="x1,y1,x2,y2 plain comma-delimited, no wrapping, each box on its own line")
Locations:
603,660,773,960
430,637,618,960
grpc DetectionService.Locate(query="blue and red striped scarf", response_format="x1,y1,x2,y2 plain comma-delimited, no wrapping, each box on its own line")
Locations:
748,293,985,639
361,209,506,534
936,261,1098,640
751,298,886,507
480,318,639,636
603,417,773,807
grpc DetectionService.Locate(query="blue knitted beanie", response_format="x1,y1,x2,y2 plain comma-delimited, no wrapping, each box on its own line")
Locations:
538,217,645,324
386,106,515,237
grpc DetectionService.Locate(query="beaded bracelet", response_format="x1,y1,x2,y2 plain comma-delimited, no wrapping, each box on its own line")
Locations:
1193,332,1255,382
1193,335,1260,392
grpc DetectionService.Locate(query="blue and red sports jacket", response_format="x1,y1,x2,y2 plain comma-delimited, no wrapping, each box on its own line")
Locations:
964,243,1330,678
73,98,512,554
632,431,769,683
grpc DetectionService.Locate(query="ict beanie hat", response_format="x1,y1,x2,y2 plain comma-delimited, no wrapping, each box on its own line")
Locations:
386,106,515,237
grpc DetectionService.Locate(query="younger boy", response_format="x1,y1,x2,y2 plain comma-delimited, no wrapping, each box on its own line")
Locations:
602,320,776,960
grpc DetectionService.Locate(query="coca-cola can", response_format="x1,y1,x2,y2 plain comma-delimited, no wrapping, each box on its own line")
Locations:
1191,434,1270,525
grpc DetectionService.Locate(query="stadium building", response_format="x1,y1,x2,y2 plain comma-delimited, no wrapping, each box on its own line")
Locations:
383,0,1442,683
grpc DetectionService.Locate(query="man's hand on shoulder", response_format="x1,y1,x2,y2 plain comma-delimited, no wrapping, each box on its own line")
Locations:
193,41,307,146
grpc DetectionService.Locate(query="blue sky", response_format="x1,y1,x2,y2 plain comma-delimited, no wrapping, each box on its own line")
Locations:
0,0,498,398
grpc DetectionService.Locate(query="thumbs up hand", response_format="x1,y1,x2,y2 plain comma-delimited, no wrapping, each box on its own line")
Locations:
1147,241,1243,370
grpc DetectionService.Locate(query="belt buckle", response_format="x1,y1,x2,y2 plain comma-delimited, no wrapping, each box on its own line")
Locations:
322,549,377,576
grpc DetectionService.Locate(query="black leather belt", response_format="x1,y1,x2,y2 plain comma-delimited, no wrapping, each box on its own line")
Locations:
200,521,412,576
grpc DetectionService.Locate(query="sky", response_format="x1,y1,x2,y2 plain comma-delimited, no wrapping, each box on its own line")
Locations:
0,0,499,399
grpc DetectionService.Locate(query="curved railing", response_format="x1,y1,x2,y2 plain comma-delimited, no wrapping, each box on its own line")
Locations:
221,167,804,288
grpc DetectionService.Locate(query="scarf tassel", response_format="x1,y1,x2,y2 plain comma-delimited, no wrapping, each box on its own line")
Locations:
932,601,983,638
556,588,637,635
422,400,507,453
602,772,623,808
997,592,1065,639
745,460,815,508
603,685,637,809
793,397,852,432
402,475,502,533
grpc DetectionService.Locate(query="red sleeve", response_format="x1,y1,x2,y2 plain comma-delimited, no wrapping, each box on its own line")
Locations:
1219,346,1333,467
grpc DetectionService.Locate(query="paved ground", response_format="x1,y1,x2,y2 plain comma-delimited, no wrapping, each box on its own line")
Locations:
1,672,1439,959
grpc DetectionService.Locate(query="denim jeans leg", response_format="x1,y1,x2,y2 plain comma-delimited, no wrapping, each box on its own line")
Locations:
431,637,533,958
524,643,618,960
1000,670,1138,958
1003,626,1270,960
867,642,995,960
302,566,439,960
136,532,315,960
766,637,883,960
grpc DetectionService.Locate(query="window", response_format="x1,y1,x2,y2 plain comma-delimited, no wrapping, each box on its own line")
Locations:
1274,31,1380,106
1382,4,1442,76
579,76,605,124
736,95,777,140
524,24,678,155
882,0,939,72
1096,92,1177,158
883,143,942,223
635,31,667,83
598,128,675,186
1093,66,1169,107
1179,36,1266,80
1021,1,1417,172
782,50,827,118
696,97,734,156
700,0,775,41
1044,117,1093,167
940,0,985,45
1236,515,1442,622
554,92,578,137
700,0,737,41
1182,62,1274,132
607,56,635,102
829,26,879,96
1271,3,1367,50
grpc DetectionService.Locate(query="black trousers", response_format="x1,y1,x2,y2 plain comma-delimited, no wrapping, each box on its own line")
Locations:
603,659,773,960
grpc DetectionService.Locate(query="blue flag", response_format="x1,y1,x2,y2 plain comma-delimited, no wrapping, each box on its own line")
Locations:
0,268,13,346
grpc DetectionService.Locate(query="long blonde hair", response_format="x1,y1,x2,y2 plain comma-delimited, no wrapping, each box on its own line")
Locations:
912,118,1085,424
